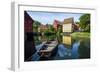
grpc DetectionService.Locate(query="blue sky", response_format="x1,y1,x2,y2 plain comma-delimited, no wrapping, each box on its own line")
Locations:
26,11,84,25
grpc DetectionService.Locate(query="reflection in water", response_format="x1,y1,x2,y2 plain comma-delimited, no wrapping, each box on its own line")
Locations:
71,41,80,58
29,34,90,61
63,36,71,46
57,44,68,57
78,39,90,58
54,38,80,60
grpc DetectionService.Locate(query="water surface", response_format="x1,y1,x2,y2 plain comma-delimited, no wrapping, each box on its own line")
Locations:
30,34,90,61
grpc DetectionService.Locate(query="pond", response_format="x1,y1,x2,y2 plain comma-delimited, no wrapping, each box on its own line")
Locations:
30,34,90,61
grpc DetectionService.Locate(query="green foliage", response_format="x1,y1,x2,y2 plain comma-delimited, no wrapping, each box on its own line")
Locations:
79,14,90,32
75,22,79,24
49,25,55,32
33,21,41,28
58,25,62,33
44,29,55,35
78,40,90,58
71,32,90,38
56,25,62,35
44,24,56,35
33,21,41,32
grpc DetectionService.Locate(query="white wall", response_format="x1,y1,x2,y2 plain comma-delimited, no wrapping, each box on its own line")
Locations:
0,0,100,73
63,24,72,32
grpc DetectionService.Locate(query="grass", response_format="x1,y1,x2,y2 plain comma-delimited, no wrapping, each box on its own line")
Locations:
71,32,90,38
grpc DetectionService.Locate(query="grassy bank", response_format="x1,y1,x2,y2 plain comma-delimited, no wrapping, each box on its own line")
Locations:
71,32,90,38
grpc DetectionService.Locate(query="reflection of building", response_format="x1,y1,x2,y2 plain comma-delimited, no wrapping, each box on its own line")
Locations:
62,36,72,49
62,18,74,34
63,36,71,45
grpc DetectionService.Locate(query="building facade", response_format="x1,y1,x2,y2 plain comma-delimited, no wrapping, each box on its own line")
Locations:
62,18,74,34
24,11,34,32
24,11,36,61
53,20,61,31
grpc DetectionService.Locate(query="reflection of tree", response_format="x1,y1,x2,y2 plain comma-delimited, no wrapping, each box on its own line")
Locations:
25,32,36,61
34,35,42,46
45,34,56,41
57,34,62,44
78,40,90,58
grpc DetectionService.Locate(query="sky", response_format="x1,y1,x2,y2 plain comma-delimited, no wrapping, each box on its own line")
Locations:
26,11,84,25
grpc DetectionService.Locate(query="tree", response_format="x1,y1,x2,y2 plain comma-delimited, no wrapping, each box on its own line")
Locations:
79,14,90,32
33,21,41,32
75,22,79,24
49,25,55,33
57,25,62,34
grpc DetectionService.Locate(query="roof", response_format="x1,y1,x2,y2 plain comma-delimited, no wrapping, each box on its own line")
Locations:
24,11,34,22
63,17,74,24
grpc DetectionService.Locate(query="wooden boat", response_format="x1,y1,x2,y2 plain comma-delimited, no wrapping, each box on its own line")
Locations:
37,40,58,57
